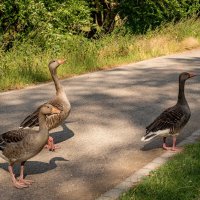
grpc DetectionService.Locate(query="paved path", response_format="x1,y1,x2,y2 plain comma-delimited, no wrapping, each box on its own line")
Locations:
0,49,200,200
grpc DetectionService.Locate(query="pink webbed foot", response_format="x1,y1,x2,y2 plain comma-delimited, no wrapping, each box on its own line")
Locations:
44,136,60,151
13,180,29,189
9,165,29,189
18,178,34,185
162,143,171,150
171,147,183,152
171,136,183,152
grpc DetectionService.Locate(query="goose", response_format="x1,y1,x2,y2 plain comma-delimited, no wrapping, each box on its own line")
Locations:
20,59,71,151
141,72,197,151
0,104,60,188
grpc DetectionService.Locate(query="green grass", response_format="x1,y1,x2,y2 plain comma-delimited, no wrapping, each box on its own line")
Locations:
120,143,200,200
1,17,200,91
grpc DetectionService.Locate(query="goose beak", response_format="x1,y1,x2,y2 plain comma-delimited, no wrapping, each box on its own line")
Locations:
189,73,198,78
51,107,61,114
57,59,66,65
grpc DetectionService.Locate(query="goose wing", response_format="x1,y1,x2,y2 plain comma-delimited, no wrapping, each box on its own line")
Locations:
20,100,63,128
20,105,42,128
146,105,184,134
0,128,28,151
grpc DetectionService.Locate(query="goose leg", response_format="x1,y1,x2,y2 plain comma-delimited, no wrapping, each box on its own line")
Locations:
162,137,170,150
18,161,34,185
45,136,60,151
171,136,183,151
8,164,28,189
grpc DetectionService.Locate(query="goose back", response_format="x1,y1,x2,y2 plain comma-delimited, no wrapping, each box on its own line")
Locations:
20,97,71,130
146,104,191,137
0,127,48,164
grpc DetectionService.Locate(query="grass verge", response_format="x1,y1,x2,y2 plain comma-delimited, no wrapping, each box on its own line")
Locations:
1,18,200,91
120,143,200,200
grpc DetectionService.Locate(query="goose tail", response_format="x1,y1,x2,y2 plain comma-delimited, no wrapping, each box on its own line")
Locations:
141,133,157,142
141,129,170,142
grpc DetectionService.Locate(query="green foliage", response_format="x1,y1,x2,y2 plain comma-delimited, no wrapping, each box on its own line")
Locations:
1,18,200,91
0,0,92,49
119,0,200,33
1,0,200,90
1,0,200,49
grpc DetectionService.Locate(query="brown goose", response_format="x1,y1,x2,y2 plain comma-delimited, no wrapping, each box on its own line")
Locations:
20,59,71,151
141,72,197,151
0,104,60,188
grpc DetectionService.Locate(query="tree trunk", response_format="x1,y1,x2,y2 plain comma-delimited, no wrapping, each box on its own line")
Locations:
87,0,119,38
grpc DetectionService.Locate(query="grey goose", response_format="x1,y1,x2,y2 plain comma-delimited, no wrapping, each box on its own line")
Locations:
141,72,197,151
0,104,60,188
20,59,71,151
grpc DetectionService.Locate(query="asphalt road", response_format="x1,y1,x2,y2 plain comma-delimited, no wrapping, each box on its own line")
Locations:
0,49,200,200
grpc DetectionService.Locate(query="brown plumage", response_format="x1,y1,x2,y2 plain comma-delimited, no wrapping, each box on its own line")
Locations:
146,106,186,135
141,72,197,151
20,59,71,150
0,104,60,188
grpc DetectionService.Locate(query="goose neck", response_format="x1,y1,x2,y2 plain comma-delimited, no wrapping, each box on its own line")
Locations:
177,79,187,105
38,113,48,131
50,67,64,94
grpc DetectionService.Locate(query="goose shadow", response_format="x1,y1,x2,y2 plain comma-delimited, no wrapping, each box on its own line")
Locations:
140,137,180,151
49,123,74,144
141,141,164,151
0,157,68,176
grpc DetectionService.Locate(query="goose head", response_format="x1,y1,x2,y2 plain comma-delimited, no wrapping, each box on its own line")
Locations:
48,59,66,70
40,104,61,115
179,72,197,82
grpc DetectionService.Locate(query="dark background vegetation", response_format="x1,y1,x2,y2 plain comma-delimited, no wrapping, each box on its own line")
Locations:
0,0,200,91
1,0,200,50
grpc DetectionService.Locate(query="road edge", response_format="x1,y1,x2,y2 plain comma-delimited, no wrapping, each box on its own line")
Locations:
96,129,200,200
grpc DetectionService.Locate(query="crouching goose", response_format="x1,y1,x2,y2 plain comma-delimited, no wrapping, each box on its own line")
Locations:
0,104,60,188
20,59,71,151
141,72,197,151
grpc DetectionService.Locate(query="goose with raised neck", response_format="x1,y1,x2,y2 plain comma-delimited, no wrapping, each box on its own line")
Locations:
20,59,71,151
141,72,197,151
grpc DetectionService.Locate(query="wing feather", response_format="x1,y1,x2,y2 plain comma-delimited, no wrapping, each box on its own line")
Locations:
20,100,63,128
0,128,28,151
146,106,184,134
